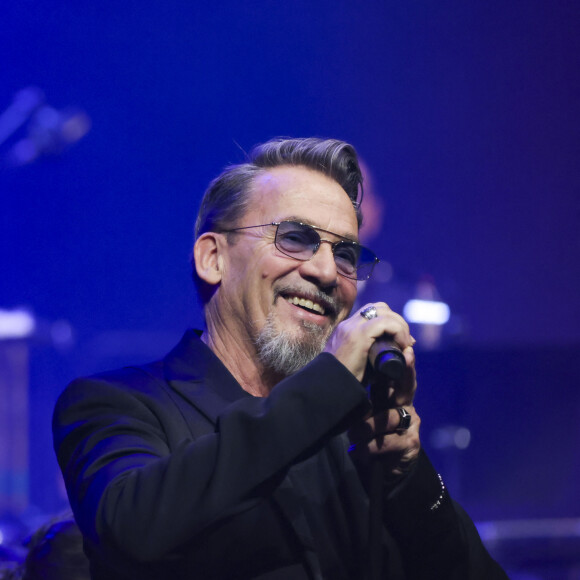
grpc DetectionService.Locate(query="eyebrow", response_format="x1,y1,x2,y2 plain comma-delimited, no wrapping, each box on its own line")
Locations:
281,216,360,243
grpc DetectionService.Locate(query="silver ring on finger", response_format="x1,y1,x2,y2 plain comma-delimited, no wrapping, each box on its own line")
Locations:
396,407,411,431
360,305,378,320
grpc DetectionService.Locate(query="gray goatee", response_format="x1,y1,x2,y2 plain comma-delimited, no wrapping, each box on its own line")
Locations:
255,313,332,377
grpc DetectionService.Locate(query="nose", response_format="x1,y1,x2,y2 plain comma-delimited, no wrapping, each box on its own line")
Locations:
298,240,339,288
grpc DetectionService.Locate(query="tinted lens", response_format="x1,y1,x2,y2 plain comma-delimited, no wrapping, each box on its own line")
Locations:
275,221,378,281
275,221,319,258
333,242,360,277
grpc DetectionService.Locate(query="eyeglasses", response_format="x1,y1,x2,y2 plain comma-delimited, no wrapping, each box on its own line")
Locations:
221,220,379,281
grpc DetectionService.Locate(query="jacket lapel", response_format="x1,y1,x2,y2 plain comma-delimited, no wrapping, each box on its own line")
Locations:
163,329,252,426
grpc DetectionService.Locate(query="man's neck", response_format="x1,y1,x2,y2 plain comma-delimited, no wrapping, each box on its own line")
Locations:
202,314,282,397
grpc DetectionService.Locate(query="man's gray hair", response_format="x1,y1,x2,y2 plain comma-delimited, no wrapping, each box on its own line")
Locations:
192,137,364,300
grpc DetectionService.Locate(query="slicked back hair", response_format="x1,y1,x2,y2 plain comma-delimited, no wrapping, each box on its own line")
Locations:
192,137,365,302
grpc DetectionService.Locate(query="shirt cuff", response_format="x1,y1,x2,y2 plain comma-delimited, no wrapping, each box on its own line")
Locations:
383,449,451,539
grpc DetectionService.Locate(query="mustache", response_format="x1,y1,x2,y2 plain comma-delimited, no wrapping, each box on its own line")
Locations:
273,284,341,319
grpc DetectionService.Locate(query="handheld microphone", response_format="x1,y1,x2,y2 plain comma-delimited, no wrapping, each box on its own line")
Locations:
369,339,406,381
368,339,406,412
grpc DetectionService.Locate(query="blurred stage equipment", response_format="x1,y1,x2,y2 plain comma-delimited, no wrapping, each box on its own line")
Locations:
0,315,32,515
405,276,450,350
0,309,74,516
0,87,91,166
477,518,580,578
0,309,36,340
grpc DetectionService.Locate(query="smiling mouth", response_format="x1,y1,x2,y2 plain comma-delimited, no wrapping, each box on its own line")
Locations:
285,295,326,315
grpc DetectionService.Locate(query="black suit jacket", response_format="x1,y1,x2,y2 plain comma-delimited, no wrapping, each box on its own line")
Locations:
53,330,507,579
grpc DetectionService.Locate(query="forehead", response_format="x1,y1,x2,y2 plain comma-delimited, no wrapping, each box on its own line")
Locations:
246,165,359,239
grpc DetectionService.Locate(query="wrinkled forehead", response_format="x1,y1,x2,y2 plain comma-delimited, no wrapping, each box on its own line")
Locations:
246,166,359,238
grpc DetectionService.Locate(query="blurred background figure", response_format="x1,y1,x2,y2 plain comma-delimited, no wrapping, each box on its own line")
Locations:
0,514,89,580
356,158,453,351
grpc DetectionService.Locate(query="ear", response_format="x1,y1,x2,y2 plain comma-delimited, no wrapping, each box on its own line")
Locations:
193,233,225,286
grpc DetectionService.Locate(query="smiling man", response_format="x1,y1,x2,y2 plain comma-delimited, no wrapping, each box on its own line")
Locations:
194,164,360,395
53,138,507,579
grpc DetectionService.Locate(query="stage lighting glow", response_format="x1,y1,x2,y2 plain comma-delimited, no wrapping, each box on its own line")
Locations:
430,426,471,450
454,427,471,450
0,308,36,339
403,299,450,325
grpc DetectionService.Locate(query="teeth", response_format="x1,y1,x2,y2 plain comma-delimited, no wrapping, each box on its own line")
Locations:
286,296,325,315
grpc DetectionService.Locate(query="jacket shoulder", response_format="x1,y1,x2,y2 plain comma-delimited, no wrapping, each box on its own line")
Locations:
65,360,165,397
